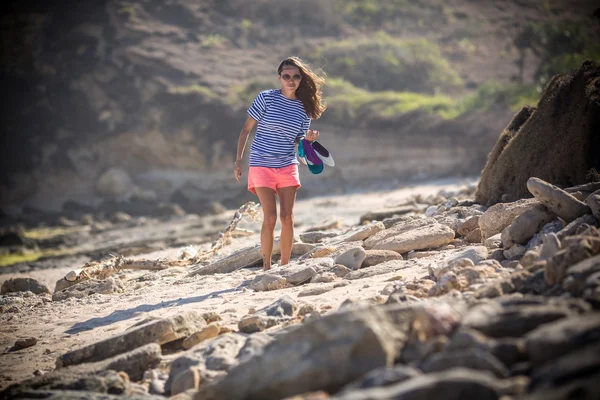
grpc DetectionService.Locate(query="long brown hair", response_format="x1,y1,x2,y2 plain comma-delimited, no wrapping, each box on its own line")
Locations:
278,56,327,119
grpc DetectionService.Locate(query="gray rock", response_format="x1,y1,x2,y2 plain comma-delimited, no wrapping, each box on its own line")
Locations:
462,298,579,338
280,265,317,285
335,247,367,270
345,260,408,280
74,343,162,381
332,368,516,400
527,177,591,222
557,214,598,240
586,190,600,220
539,232,561,260
338,365,421,392
13,337,38,350
52,278,124,302
419,348,510,378
0,369,131,398
264,295,297,317
444,328,492,353
300,231,339,243
371,224,455,253
170,367,200,395
311,272,337,283
182,324,221,350
444,246,489,266
165,333,252,393
238,296,297,333
484,233,502,249
187,245,263,276
362,250,404,268
528,341,600,393
330,264,351,277
96,167,132,198
57,311,205,368
458,216,480,236
364,217,438,249
525,313,600,366
249,274,287,292
478,198,538,240
197,304,415,400
332,221,385,243
1,277,51,295
238,315,280,333
501,204,555,248
503,244,527,260
490,338,525,368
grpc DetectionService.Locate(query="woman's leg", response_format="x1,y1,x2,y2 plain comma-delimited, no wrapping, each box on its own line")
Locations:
277,186,298,265
255,187,278,271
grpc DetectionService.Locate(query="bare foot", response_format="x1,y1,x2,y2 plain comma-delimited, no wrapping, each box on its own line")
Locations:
263,265,271,271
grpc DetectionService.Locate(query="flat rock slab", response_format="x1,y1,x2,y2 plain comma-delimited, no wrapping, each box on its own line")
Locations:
527,177,591,222
362,250,404,268
364,217,438,249
1,277,50,295
0,370,132,399
370,224,455,254
57,311,205,368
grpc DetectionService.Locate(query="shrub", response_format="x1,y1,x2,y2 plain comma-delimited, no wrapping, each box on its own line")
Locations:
312,33,463,94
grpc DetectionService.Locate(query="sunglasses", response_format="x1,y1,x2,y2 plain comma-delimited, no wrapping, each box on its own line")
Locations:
280,73,302,81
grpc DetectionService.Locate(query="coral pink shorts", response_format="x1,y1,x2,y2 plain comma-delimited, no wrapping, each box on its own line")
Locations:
248,164,301,195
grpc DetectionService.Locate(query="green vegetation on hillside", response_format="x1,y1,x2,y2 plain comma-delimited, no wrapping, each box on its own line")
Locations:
515,21,600,83
312,33,463,94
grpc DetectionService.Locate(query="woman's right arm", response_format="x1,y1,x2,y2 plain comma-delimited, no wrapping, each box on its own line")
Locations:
234,116,257,182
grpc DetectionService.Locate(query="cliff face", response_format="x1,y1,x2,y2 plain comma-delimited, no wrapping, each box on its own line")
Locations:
0,0,596,214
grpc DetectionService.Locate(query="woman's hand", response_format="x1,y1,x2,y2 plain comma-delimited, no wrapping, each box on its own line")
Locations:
234,162,242,183
306,129,319,142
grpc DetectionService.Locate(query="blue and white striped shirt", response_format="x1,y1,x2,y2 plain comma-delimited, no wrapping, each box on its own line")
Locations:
247,89,311,168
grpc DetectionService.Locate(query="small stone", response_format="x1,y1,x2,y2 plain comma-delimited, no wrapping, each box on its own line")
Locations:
465,228,482,243
238,315,277,333
1,278,51,295
458,216,480,236
361,249,403,268
501,204,555,248
298,304,316,316
484,233,502,249
14,337,37,350
249,274,288,292
182,324,221,350
310,272,337,283
202,312,222,323
334,247,366,270
171,367,201,395
330,264,351,277
503,244,527,260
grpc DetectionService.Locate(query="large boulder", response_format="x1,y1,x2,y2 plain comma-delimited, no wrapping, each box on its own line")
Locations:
475,61,600,206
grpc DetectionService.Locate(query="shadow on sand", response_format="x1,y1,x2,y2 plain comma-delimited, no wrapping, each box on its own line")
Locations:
65,287,238,334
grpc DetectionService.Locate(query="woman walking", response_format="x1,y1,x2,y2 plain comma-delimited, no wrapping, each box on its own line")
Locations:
234,56,326,271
